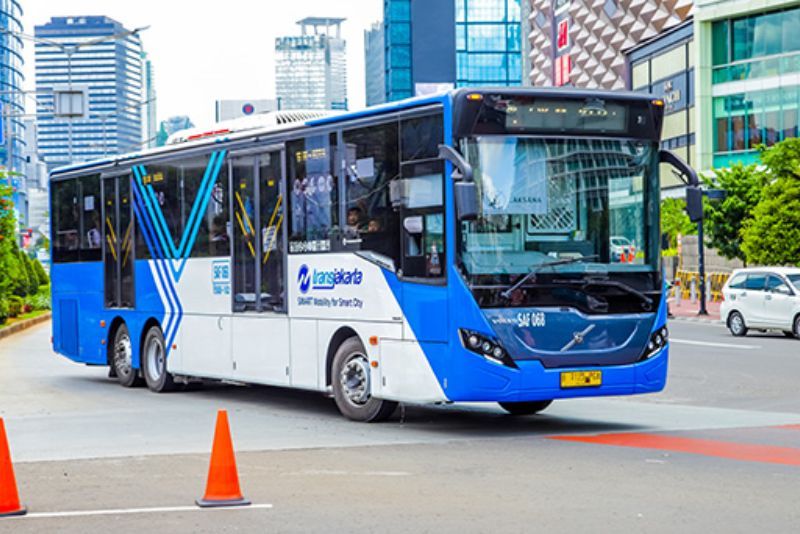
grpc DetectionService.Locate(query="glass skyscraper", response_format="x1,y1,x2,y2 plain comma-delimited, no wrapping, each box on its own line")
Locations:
275,18,348,111
365,22,386,107
455,0,522,87
1,0,27,224
35,17,145,169
380,0,521,103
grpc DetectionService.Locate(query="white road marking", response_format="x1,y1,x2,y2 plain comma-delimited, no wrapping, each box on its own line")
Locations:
670,338,760,350
9,504,273,520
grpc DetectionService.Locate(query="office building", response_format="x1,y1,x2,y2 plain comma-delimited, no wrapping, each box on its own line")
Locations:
1,1,27,225
35,16,144,169
275,18,348,111
695,0,800,169
526,0,692,89
382,0,521,103
364,22,386,107
215,99,278,122
627,19,694,190
142,52,157,149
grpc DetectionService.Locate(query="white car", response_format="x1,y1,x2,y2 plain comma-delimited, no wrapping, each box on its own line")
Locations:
610,236,635,262
721,267,800,338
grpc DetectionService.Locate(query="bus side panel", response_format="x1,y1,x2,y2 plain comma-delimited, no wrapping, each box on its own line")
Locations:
51,262,106,365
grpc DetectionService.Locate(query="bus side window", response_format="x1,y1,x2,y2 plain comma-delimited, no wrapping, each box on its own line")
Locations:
287,133,339,253
51,178,80,263
343,122,401,266
79,174,102,262
399,160,445,279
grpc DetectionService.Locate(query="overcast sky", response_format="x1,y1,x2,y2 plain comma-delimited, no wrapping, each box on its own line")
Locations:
21,0,382,126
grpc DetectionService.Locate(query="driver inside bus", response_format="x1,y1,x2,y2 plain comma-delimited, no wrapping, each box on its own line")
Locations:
344,207,364,238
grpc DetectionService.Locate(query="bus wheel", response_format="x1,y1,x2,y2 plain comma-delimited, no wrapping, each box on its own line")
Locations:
332,337,397,422
142,326,176,393
112,323,141,388
499,400,553,416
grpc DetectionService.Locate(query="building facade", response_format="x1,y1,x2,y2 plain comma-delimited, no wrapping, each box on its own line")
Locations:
627,19,695,190
1,0,27,225
381,0,520,103
364,22,386,107
275,18,348,111
695,0,800,169
456,0,522,86
526,0,692,89
35,16,144,169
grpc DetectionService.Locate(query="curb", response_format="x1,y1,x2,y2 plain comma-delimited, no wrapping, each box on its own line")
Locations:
0,312,52,341
668,315,722,325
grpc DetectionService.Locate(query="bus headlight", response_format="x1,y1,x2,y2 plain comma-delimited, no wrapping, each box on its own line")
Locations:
459,329,518,369
641,326,669,360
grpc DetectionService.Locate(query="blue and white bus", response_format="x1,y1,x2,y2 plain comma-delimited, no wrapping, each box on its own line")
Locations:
50,88,695,421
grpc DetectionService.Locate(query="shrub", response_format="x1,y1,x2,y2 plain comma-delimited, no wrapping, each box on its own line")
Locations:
0,299,8,325
7,295,24,317
25,288,51,311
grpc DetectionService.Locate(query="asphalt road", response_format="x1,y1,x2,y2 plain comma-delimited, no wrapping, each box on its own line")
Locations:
1,320,799,533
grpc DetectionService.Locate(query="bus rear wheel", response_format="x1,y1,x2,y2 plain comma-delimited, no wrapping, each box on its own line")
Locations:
499,400,553,416
332,337,397,422
112,323,141,388
142,326,176,393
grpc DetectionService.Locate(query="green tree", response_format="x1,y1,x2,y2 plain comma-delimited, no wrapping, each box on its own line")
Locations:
0,182,19,303
32,258,49,287
702,163,767,264
660,198,696,252
740,140,800,266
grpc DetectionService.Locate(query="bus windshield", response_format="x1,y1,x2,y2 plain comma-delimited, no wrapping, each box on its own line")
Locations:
458,136,660,308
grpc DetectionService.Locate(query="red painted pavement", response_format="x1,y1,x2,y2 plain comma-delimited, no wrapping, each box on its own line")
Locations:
549,432,800,467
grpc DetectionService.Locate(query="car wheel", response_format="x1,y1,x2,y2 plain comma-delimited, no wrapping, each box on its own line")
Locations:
112,323,141,387
332,337,397,422
727,311,748,337
142,326,176,392
793,315,800,339
499,400,553,416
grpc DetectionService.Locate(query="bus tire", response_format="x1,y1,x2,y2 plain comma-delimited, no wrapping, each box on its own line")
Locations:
142,326,176,393
499,400,553,416
332,337,397,422
112,323,141,388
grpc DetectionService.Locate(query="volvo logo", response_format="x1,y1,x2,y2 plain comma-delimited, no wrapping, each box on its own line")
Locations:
298,264,311,294
560,325,596,352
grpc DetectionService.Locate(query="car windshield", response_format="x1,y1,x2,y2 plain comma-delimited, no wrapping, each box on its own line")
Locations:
458,136,659,279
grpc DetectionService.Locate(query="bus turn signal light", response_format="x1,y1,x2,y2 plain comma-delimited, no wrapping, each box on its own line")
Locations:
369,336,379,346
467,93,483,101
100,320,106,328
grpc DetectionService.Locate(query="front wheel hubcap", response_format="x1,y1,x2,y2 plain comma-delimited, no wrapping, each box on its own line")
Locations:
731,315,743,333
340,354,371,406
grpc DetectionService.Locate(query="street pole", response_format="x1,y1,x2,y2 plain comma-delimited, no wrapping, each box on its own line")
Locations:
697,218,708,316
66,50,74,165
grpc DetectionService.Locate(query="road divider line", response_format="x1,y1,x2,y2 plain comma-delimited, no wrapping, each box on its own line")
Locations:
670,338,760,350
7,503,273,520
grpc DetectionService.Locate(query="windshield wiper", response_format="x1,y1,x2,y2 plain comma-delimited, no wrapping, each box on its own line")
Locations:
500,255,599,300
554,277,654,311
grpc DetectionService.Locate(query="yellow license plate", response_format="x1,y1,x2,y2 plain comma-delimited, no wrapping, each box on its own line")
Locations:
560,371,602,388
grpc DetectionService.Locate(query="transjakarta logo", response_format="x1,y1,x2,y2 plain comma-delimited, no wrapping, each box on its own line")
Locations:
297,264,363,294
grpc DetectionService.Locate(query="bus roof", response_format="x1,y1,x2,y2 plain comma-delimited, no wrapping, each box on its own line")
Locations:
48,87,660,180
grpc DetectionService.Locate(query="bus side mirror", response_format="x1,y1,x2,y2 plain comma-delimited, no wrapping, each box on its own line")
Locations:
438,145,478,220
454,181,479,221
685,187,703,223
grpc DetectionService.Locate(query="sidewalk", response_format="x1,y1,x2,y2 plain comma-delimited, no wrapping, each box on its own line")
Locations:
668,298,722,323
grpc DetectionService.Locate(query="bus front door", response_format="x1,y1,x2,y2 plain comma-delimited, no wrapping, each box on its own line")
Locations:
230,149,290,386
103,173,135,309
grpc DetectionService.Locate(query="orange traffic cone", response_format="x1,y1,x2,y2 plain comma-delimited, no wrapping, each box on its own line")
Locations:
196,410,250,508
0,418,26,518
